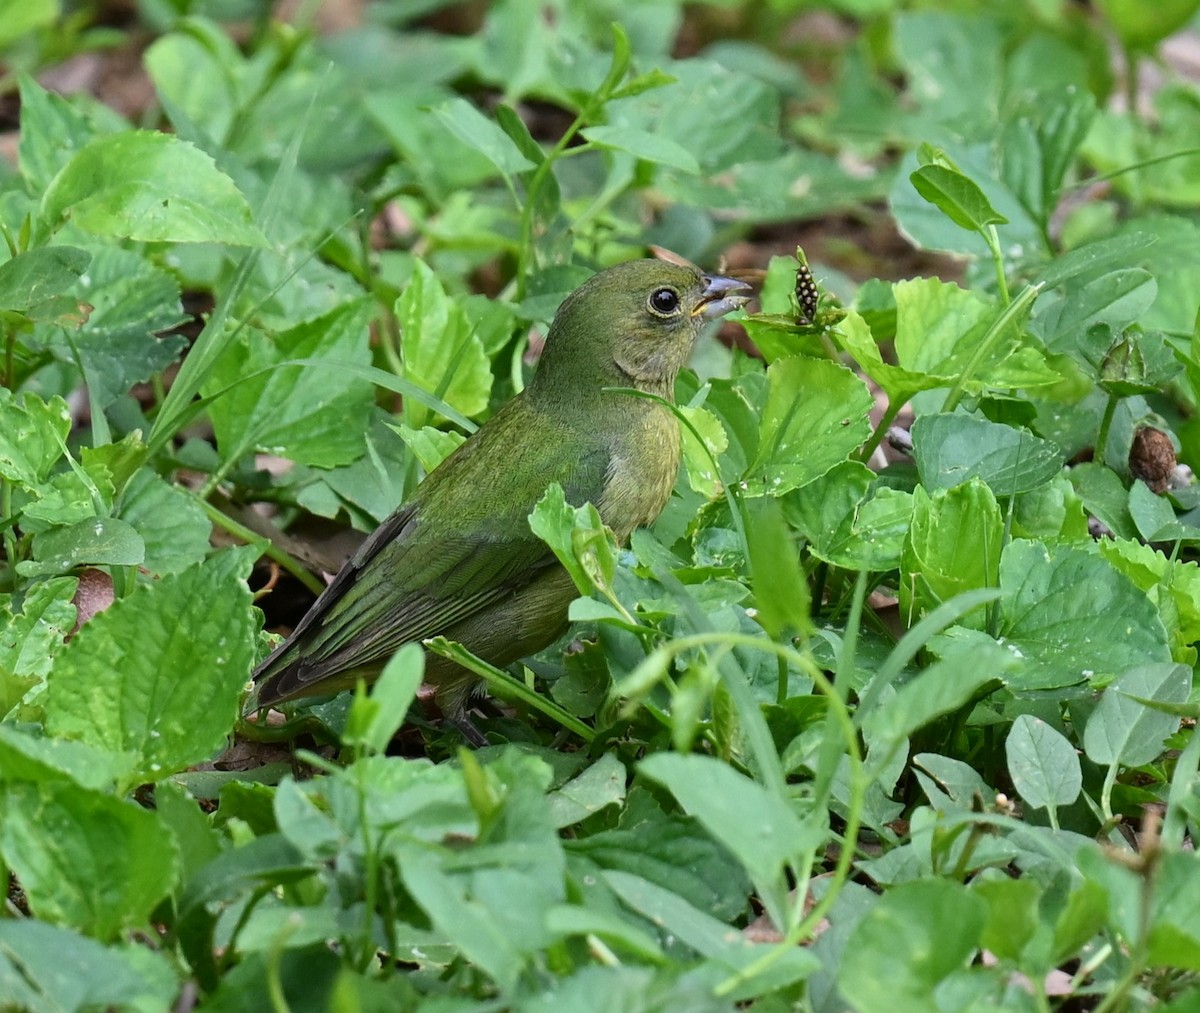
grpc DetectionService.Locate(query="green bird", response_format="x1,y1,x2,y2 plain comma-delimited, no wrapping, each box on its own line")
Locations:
250,258,751,715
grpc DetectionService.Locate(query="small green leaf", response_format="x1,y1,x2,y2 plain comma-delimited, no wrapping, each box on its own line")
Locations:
397,260,493,426
910,162,1008,233
0,0,56,46
391,423,466,475
205,300,376,468
1006,714,1081,811
0,246,90,313
582,126,700,174
17,517,144,579
0,390,70,488
341,644,423,756
529,483,614,597
41,131,266,245
1083,663,1189,767
431,98,538,179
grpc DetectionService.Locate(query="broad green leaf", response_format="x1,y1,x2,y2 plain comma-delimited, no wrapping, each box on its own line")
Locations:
0,246,90,313
912,413,1063,495
1031,232,1159,291
0,920,176,1011
45,550,258,787
582,125,700,174
1006,714,1081,811
639,752,816,924
743,356,872,496
17,75,123,192
397,259,493,425
117,470,213,576
1083,663,1189,767
205,300,376,468
144,25,243,145
1069,461,1137,540
1101,538,1200,663
787,462,912,571
432,97,538,178
1146,852,1200,970
51,247,189,408
41,131,266,245
17,517,144,579
910,162,1007,233
0,390,70,488
0,729,178,940
937,540,1172,690
901,480,1002,625
839,879,987,1012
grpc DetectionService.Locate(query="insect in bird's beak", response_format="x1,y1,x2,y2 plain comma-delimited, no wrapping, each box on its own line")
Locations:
694,274,754,319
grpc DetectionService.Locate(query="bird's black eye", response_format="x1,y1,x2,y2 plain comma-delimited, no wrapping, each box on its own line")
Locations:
648,287,680,315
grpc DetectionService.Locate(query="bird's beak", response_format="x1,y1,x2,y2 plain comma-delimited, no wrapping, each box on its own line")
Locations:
695,274,753,320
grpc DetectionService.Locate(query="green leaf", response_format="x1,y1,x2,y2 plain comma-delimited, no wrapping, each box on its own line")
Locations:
912,413,1063,495
52,247,189,408
205,300,376,468
1006,714,1082,811
910,162,1008,233
41,130,266,245
1083,663,1189,767
1097,0,1200,52
901,480,1002,625
582,125,700,174
546,752,626,829
639,753,816,924
0,577,76,719
0,246,90,313
678,405,728,499
391,422,466,475
17,516,145,579
0,389,70,488
786,462,912,571
431,97,538,179
743,356,872,496
0,0,56,46
937,540,1172,690
45,550,258,786
863,638,1013,746
0,920,176,1011
1100,538,1200,663
839,879,987,1012
0,728,179,940
745,496,810,638
117,470,213,576
529,483,615,597
397,259,494,425
341,644,424,756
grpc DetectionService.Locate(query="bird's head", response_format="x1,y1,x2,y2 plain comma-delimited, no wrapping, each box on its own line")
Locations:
531,259,752,398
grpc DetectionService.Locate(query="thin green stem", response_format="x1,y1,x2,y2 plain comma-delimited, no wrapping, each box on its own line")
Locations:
195,496,324,596
857,400,902,464
983,224,1011,305
941,283,1042,413
1095,392,1120,468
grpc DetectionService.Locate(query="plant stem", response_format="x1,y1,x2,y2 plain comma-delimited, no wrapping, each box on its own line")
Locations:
857,400,901,464
1095,392,1119,468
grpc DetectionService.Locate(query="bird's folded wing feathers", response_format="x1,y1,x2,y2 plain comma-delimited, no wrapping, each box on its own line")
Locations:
252,436,612,699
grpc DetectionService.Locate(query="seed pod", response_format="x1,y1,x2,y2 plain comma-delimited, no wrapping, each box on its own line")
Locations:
1129,426,1176,494
795,260,818,324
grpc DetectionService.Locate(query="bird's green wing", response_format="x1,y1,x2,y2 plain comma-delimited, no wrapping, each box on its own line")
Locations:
252,421,610,705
